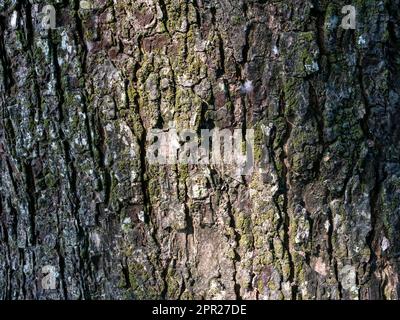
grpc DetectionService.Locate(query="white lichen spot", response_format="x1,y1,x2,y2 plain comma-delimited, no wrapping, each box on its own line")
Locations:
61,30,73,56
122,217,131,232
191,183,208,200
305,61,319,73
180,19,188,33
160,78,170,90
381,237,390,252
80,1,92,10
295,213,310,244
358,35,367,47
138,211,145,223
10,11,18,29
86,41,94,52
324,220,330,232
46,75,56,94
79,112,86,120
240,80,254,94
130,170,137,184
178,75,194,88
119,122,137,157
272,45,279,56
82,137,88,146
75,136,88,147
23,262,31,273
105,123,113,132
300,282,308,297
209,279,227,300
357,104,366,119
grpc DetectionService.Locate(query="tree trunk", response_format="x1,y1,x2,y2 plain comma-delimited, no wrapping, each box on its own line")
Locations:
1,0,399,300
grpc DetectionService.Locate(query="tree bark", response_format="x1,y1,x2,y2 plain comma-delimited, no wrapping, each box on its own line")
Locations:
0,0,399,300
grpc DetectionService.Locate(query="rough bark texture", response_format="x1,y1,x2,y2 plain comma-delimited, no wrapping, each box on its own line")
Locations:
1,0,400,300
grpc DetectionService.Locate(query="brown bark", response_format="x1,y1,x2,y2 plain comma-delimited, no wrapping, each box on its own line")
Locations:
0,0,400,300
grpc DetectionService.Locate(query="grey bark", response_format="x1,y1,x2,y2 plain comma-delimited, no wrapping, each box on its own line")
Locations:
0,0,400,300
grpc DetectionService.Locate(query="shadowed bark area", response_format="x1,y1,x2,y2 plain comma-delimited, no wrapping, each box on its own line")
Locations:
0,0,399,300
